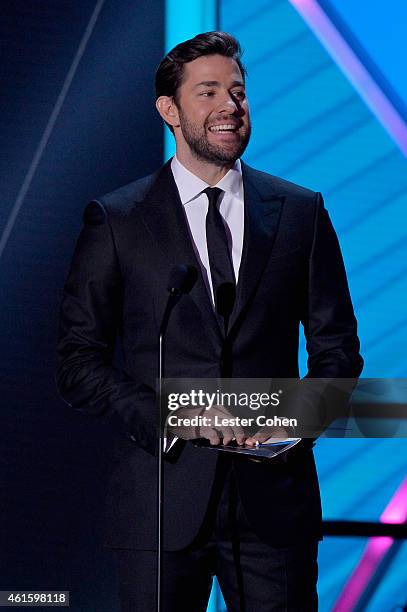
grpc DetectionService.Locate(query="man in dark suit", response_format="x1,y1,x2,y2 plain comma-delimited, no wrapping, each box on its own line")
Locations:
57,32,363,611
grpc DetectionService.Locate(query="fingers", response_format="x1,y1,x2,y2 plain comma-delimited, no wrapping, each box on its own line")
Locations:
211,405,246,445
245,430,270,446
200,425,235,446
214,421,245,445
200,427,222,446
168,404,250,446
231,424,246,446
245,427,289,446
244,436,260,447
245,429,270,447
218,425,236,446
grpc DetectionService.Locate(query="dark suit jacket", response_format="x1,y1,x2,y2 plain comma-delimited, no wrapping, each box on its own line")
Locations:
56,159,363,550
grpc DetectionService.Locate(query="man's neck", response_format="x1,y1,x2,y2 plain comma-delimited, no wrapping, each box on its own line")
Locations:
175,149,235,186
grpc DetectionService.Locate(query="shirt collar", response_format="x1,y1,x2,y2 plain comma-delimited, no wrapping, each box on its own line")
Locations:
171,155,242,205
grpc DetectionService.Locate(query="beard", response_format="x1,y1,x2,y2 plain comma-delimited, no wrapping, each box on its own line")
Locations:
178,108,251,165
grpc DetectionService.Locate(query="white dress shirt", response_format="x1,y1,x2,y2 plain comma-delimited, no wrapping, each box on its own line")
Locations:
164,156,245,453
171,155,245,305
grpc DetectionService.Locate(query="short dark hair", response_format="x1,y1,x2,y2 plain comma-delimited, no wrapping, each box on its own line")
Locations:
155,31,247,103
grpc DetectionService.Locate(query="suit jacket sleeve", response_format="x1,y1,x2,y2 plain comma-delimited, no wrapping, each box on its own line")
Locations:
290,192,364,437
56,200,157,455
303,192,363,378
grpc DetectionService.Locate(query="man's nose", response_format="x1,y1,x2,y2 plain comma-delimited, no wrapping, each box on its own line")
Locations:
218,95,239,114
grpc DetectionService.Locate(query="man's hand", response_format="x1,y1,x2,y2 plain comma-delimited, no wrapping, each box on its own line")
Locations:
245,426,290,447
168,404,246,446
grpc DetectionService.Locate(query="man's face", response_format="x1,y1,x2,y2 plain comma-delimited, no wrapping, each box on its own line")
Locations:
174,54,251,164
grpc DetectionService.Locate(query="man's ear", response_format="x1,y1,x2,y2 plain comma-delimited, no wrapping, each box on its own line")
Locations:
156,96,180,129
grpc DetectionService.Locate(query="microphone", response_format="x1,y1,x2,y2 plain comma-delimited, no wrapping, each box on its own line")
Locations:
161,266,198,334
167,264,198,296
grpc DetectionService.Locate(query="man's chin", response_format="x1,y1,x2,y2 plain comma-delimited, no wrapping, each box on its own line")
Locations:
195,144,246,165
210,151,240,164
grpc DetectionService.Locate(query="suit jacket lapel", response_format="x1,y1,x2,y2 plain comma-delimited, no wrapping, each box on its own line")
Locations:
137,160,223,343
228,162,285,334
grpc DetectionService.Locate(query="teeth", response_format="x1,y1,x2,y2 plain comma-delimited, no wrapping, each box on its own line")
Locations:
209,124,237,132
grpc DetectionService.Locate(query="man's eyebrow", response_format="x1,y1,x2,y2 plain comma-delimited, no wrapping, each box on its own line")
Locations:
193,80,245,89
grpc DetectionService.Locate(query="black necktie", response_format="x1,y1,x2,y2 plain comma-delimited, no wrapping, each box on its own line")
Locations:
204,187,236,326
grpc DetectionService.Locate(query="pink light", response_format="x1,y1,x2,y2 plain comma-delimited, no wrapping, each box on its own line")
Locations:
332,478,407,611
381,478,407,523
288,0,407,157
334,538,393,611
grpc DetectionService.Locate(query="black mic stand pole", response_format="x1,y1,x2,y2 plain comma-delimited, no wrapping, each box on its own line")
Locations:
156,265,197,612
156,304,170,612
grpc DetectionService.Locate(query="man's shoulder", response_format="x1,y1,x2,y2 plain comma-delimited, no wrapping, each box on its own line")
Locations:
242,163,318,203
97,167,163,212
82,164,169,225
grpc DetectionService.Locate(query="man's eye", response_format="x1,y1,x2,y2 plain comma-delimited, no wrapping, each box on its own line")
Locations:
233,91,246,99
200,91,215,97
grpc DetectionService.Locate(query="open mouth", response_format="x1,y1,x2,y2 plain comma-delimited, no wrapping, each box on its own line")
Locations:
208,123,239,134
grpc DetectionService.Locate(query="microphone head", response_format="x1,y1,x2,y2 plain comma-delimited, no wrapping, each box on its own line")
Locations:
216,282,236,318
167,265,198,295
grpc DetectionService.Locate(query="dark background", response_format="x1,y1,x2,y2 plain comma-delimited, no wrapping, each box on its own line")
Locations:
0,2,164,609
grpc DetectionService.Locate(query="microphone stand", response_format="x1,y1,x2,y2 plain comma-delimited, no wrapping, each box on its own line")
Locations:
156,266,197,612
156,300,171,612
